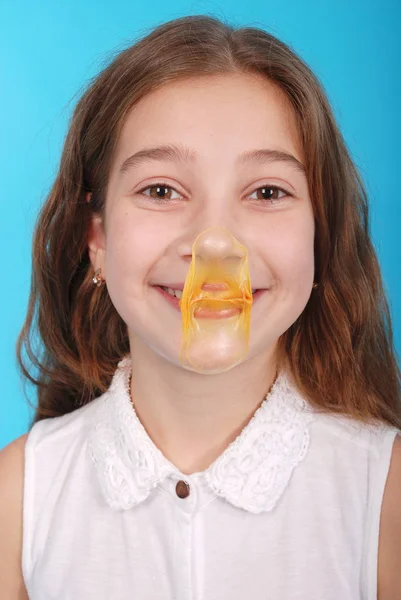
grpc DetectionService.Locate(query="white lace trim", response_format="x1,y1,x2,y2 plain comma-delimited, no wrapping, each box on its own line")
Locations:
88,356,315,513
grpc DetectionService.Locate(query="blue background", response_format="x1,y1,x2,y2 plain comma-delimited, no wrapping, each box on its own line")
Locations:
1,0,400,448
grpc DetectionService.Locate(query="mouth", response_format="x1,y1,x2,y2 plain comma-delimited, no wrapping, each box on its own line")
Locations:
153,285,267,316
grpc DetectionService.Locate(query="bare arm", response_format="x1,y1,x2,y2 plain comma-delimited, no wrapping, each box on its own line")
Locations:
0,433,29,599
378,434,401,599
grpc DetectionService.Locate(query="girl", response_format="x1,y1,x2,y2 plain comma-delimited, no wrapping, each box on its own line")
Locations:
1,14,400,600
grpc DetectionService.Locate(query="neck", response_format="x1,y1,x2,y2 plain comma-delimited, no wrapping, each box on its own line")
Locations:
128,337,279,475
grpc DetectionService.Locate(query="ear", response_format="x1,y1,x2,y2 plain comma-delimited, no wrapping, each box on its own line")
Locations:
88,214,106,274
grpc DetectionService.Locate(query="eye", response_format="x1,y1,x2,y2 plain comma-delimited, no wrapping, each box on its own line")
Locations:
136,183,182,203
247,185,292,204
135,182,293,205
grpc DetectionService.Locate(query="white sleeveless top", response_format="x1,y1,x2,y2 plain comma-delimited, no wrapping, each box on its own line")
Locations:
22,356,399,600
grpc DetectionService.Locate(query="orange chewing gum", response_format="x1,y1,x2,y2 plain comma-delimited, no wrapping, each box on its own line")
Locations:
178,226,253,374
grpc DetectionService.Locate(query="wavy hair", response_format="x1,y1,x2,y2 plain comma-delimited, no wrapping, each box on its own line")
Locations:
17,15,401,430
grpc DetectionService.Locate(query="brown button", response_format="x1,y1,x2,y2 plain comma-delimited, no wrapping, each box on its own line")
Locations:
175,480,190,499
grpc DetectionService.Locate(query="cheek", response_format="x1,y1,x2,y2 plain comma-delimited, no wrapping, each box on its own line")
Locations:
102,217,146,307
103,211,171,290
268,215,315,291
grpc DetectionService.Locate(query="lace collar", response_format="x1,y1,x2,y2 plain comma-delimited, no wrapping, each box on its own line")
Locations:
88,356,315,514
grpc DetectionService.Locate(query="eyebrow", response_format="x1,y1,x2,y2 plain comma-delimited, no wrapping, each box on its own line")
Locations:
118,143,306,177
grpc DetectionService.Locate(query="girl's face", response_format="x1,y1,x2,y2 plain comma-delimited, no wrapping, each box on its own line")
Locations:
89,73,315,368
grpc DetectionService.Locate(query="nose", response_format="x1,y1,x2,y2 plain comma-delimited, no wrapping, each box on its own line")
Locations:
193,226,245,262
193,226,247,288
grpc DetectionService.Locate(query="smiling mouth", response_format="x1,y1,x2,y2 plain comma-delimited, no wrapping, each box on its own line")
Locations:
159,285,262,300
154,285,267,316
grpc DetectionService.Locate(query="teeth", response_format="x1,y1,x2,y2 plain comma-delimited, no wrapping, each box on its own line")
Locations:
161,285,257,297
161,286,183,299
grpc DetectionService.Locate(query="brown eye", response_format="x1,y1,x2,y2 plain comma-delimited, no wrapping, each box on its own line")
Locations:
137,183,182,203
257,187,281,200
148,185,172,199
250,185,290,203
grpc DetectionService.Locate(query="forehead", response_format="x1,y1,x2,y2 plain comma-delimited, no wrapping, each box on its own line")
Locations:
114,72,303,166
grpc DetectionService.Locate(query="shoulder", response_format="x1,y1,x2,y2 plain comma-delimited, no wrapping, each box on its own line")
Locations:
0,431,28,459
0,432,28,496
25,395,105,453
0,433,29,598
0,433,28,486
309,409,396,460
378,433,401,600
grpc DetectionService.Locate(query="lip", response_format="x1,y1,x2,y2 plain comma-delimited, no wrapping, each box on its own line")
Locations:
154,285,267,316
154,282,229,291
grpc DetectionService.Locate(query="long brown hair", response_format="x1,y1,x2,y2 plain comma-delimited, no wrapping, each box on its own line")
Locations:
17,15,401,430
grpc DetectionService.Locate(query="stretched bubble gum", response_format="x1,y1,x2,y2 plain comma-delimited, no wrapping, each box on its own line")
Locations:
178,226,253,374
